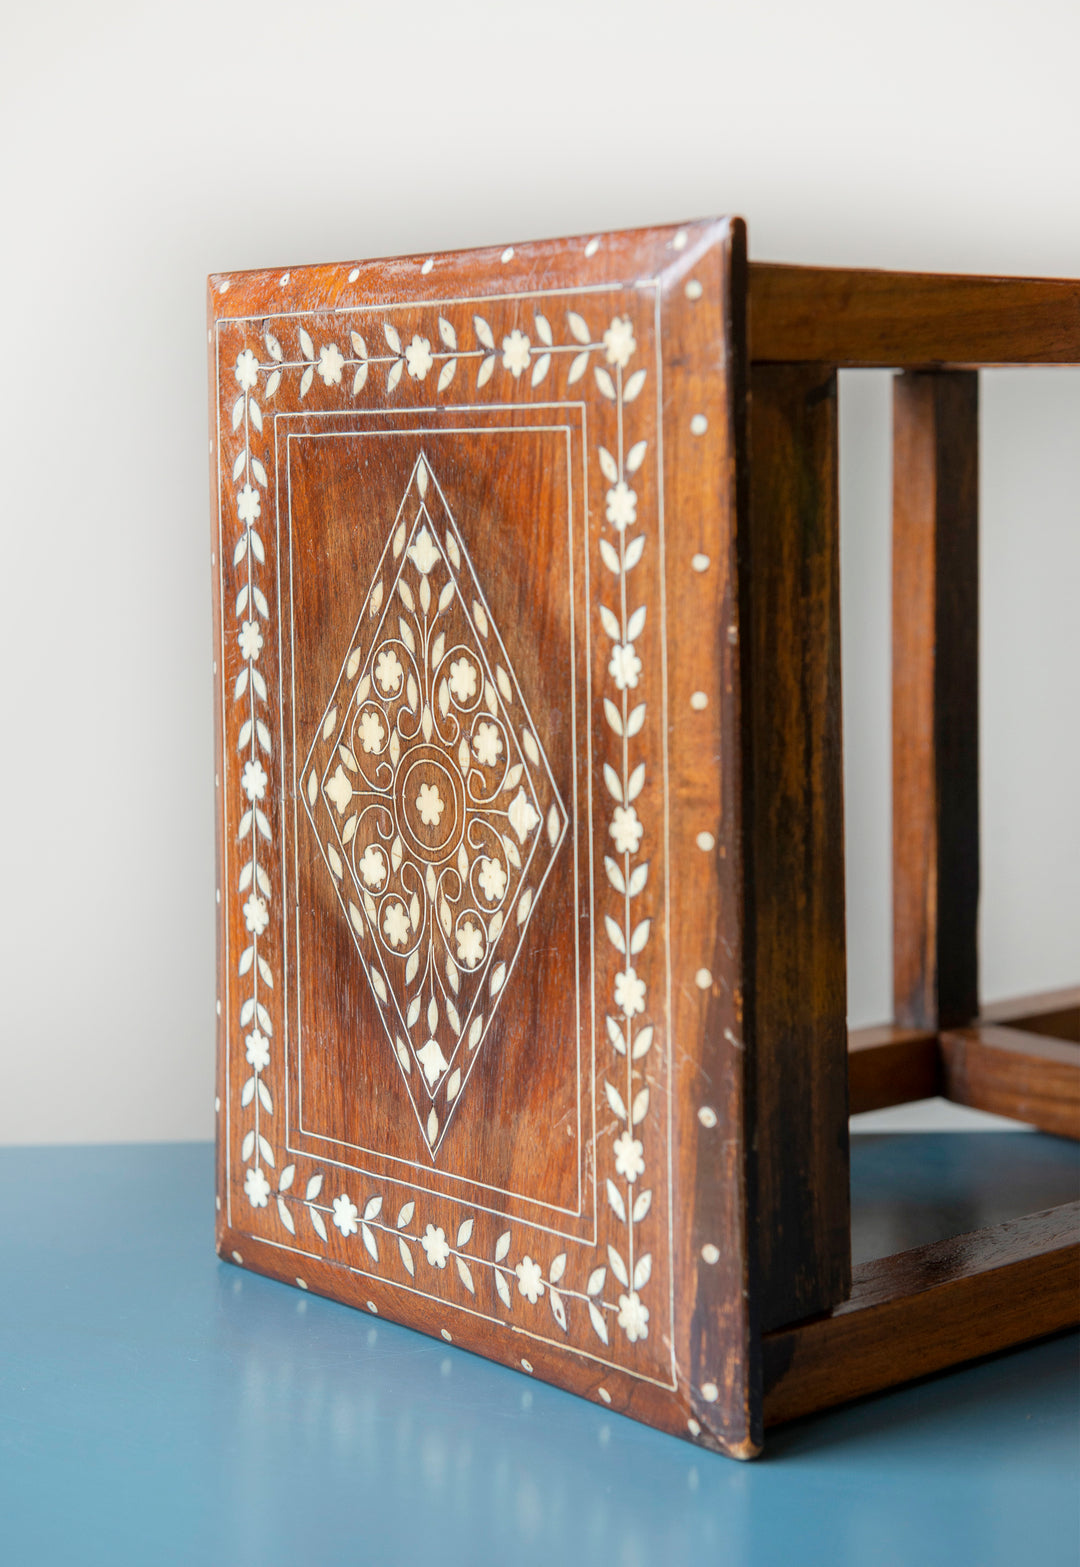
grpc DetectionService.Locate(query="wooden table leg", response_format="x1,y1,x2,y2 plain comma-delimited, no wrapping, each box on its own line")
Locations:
746,363,851,1331
892,370,980,1031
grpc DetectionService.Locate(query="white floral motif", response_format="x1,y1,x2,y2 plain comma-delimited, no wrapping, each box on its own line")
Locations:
241,759,268,802
332,1195,359,1236
603,315,636,368
326,766,353,814
501,329,530,377
477,857,506,902
229,326,279,1256
609,804,643,855
613,1130,645,1182
237,483,261,528
405,335,433,379
302,470,568,1160
245,1029,270,1071
375,648,403,693
416,783,444,826
238,619,263,662
614,967,646,1018
221,311,660,1350
417,1037,449,1086
593,312,658,1346
358,710,385,754
318,343,344,386
421,1225,450,1268
605,482,637,532
358,844,387,888
608,643,642,690
616,1290,649,1342
234,349,259,391
456,920,483,970
448,658,476,703
508,788,540,843
407,525,440,575
383,901,410,947
219,309,665,1355
515,1256,544,1303
472,722,503,768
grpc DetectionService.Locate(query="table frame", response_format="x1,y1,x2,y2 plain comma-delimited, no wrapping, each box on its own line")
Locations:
740,246,1080,1429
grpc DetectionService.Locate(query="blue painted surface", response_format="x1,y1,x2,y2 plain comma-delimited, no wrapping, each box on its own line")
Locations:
850,1128,1080,1261
1,1140,1077,1567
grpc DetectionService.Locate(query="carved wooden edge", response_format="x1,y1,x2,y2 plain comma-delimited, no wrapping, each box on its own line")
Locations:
748,263,1080,366
678,215,761,1458
660,214,761,1457
762,1202,1080,1426
206,217,765,1460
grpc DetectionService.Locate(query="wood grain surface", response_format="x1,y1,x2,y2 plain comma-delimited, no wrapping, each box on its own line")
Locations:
892,370,980,1031
209,219,762,1456
209,221,1080,1455
749,264,1080,366
745,364,850,1334
940,1024,1080,1138
763,1202,1080,1425
847,1025,942,1115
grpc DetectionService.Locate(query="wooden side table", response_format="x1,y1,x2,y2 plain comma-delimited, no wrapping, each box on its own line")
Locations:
746,259,1080,1426
207,221,1079,1457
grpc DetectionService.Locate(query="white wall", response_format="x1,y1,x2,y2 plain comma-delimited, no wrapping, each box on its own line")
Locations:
840,369,1080,1029
1,0,1076,1144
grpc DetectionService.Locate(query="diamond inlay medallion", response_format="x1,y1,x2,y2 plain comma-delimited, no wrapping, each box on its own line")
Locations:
301,454,568,1157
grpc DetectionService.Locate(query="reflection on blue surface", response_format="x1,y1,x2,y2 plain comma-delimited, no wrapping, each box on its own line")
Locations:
850,1128,1080,1261
0,1143,1076,1566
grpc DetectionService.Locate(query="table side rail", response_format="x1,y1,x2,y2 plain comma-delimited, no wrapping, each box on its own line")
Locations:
762,1201,1080,1425
748,263,1080,367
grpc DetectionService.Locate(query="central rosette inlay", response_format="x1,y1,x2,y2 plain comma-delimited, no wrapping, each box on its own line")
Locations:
304,453,568,1156
398,751,462,859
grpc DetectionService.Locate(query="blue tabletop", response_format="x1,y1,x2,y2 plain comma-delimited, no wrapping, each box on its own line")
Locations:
1,1138,1077,1567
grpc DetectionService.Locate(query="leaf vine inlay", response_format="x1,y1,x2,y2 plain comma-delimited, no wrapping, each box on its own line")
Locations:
223,290,660,1351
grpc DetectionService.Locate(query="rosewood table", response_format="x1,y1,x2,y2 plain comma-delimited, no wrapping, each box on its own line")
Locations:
206,220,1080,1456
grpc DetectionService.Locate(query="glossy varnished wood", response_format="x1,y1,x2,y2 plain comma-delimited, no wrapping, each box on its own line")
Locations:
208,221,1080,1455
892,371,980,1031
209,219,762,1458
847,1013,1080,1136
847,1024,941,1115
762,1202,1080,1425
745,364,850,1333
940,1024,1080,1139
749,264,1080,367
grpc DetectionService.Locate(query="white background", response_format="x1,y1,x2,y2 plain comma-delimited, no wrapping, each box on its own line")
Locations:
1,0,1076,1144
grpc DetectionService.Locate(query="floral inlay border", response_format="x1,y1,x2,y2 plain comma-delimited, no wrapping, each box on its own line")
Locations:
218,291,664,1361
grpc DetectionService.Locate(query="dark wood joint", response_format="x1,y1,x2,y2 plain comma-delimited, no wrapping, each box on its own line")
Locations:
940,1024,1080,1140
763,1202,1080,1425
